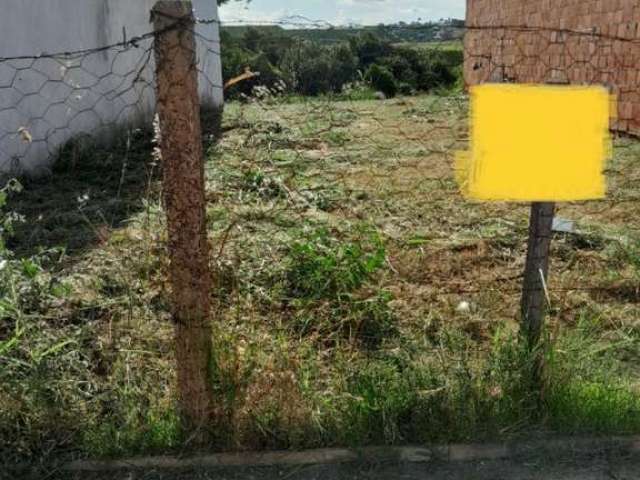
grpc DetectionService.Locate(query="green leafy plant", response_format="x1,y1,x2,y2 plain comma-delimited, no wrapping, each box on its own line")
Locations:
0,179,23,252
284,228,394,346
337,290,397,347
286,227,386,301
241,169,285,199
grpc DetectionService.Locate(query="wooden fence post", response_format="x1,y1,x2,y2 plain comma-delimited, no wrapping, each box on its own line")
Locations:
152,0,213,439
520,201,555,346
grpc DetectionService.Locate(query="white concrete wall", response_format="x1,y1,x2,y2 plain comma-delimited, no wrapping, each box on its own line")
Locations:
0,0,223,175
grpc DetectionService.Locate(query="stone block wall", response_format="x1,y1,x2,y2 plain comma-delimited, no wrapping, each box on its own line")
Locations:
465,0,640,134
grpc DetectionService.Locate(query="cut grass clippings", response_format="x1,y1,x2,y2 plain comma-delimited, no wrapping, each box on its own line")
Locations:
1,94,639,466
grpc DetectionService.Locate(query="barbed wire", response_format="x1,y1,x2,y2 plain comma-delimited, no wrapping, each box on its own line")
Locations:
211,95,638,300
0,14,351,176
206,22,638,327
465,24,640,44
207,16,333,29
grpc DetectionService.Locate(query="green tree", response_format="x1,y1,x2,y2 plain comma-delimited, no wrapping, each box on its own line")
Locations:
281,42,358,96
415,51,458,91
331,44,359,89
349,32,392,68
242,27,264,52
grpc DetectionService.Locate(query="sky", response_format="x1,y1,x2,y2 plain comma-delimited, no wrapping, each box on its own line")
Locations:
219,0,466,27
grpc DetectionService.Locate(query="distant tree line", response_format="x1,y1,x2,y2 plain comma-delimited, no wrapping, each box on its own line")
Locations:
221,27,463,99
282,19,465,45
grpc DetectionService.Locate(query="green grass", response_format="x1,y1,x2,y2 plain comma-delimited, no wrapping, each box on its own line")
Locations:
1,94,640,465
543,317,640,434
394,40,464,52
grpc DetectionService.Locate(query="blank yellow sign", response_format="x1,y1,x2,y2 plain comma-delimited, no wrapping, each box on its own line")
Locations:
456,84,613,201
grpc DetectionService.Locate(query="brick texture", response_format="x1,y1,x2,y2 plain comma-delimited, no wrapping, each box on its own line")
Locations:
464,0,640,134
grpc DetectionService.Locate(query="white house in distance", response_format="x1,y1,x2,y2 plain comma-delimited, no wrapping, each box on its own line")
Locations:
0,0,223,175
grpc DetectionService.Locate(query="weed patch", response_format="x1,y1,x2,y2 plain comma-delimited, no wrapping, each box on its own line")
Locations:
285,227,385,301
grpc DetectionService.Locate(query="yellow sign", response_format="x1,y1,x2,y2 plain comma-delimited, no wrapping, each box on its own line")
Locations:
456,84,614,201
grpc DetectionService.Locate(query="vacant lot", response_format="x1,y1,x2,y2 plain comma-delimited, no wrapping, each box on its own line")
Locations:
2,94,640,464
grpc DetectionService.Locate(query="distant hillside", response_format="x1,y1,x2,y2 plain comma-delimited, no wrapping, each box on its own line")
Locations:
222,25,284,39
397,40,463,53
220,18,464,101
222,19,465,45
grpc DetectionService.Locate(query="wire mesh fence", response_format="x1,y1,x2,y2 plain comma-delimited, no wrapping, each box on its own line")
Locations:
1,4,640,464
0,8,637,331
465,23,640,135
0,13,222,176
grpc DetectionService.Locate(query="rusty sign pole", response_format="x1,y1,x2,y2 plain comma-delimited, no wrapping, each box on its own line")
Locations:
493,65,560,347
488,46,557,348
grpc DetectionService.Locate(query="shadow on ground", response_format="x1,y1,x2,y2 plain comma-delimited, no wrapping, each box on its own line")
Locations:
6,108,223,261
5,127,157,260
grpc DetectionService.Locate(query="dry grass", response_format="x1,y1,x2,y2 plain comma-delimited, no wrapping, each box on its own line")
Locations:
1,94,639,465
216,95,640,333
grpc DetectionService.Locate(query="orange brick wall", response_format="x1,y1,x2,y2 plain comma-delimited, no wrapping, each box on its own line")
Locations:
464,0,640,134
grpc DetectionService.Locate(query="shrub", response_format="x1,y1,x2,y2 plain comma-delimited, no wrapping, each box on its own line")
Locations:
220,25,463,100
282,44,334,96
398,82,414,96
284,228,394,347
282,43,358,96
415,50,459,91
340,81,378,101
242,27,296,65
336,290,396,348
378,51,419,87
221,38,287,99
349,32,393,68
330,44,360,92
241,169,285,199
0,179,69,325
0,179,22,252
365,64,397,98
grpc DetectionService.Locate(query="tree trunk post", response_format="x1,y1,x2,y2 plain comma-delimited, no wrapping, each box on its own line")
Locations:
520,201,555,347
152,0,213,440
